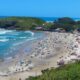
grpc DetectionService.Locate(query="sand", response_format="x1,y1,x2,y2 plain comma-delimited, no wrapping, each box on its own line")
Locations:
0,32,77,80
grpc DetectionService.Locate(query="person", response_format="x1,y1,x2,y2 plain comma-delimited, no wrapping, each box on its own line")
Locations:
57,59,64,66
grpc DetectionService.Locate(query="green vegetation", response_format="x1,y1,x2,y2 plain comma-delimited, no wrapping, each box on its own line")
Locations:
54,17,75,32
26,62,80,80
46,17,75,32
0,17,80,32
0,17,45,30
43,17,80,32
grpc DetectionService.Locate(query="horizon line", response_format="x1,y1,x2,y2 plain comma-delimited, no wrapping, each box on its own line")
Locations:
0,16,80,18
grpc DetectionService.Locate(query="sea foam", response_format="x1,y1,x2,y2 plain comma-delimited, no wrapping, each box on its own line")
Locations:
0,39,9,42
0,30,43,60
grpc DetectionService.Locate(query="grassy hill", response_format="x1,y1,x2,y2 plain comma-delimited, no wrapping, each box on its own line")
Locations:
26,62,80,80
0,17,45,30
0,17,80,32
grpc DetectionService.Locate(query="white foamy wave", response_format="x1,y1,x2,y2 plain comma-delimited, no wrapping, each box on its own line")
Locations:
13,42,24,46
0,39,9,42
26,37,37,41
0,30,14,35
13,37,37,46
25,31,34,36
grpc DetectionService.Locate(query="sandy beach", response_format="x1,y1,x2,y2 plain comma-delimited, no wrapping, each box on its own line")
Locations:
0,31,78,80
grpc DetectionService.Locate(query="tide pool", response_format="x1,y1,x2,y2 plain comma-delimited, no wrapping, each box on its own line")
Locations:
0,29,43,59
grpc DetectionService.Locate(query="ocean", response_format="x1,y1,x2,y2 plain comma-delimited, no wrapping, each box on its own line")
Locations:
39,17,80,22
0,29,43,59
0,16,80,21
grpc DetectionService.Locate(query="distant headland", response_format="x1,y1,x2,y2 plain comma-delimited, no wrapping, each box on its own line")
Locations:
0,17,80,32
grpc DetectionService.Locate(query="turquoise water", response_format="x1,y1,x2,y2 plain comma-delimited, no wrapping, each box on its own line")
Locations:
0,29,43,59
1,16,80,22
39,17,80,21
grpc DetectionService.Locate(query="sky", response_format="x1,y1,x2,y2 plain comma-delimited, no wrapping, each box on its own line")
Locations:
0,0,80,17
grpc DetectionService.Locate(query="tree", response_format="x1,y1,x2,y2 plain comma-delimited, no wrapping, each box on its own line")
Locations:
52,17,76,32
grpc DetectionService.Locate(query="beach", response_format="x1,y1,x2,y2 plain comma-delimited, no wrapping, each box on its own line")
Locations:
0,31,78,80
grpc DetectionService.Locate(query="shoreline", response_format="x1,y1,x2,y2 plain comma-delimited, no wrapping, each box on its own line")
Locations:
0,31,77,80
0,31,46,66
